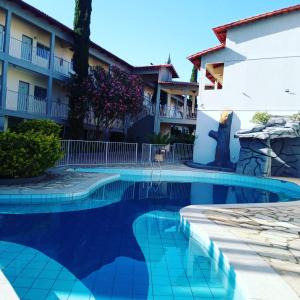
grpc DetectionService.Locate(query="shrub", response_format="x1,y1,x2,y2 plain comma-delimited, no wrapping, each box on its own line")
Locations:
148,133,171,145
14,120,61,137
251,112,271,125
0,120,63,179
0,131,63,179
291,112,300,121
170,133,195,144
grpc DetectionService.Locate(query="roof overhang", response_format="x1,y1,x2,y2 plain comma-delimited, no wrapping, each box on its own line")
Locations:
133,64,179,78
159,81,199,96
187,44,225,69
213,4,300,43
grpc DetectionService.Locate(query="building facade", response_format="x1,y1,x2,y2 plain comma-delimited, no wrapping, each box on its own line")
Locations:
0,0,198,141
189,4,300,165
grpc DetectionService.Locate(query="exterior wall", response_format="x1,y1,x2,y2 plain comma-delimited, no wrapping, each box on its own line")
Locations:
10,15,50,48
89,56,109,72
160,123,171,136
194,12,300,164
54,37,73,62
52,82,68,105
158,67,172,81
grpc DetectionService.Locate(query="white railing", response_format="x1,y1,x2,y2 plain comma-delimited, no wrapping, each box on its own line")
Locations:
141,143,194,165
5,90,47,115
9,37,50,69
160,104,197,120
51,101,69,120
160,105,184,119
54,56,74,76
57,141,194,167
57,140,139,166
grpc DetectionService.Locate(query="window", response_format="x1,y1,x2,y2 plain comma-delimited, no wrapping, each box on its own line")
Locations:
204,63,224,90
34,86,47,100
37,43,50,60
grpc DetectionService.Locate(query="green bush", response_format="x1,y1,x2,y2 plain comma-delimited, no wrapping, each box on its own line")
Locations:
291,112,300,121
0,120,63,179
14,120,61,137
251,112,271,125
148,133,171,145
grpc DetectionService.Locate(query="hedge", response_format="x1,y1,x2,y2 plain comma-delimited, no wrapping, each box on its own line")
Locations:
14,120,61,137
0,120,63,179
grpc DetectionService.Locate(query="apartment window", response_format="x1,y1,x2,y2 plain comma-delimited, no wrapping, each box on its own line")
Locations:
37,43,50,60
34,86,47,100
204,63,224,90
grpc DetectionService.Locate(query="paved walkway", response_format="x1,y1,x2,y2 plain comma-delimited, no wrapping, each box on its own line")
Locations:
200,204,300,297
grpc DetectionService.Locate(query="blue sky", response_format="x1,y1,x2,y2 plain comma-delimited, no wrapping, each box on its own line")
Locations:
24,0,300,81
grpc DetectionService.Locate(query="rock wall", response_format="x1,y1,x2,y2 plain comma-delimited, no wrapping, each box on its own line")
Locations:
236,138,272,177
271,137,300,177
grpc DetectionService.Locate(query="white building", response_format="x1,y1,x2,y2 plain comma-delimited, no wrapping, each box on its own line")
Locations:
188,4,300,165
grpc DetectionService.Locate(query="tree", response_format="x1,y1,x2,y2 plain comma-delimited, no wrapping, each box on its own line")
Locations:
68,0,92,138
190,65,198,83
85,66,144,140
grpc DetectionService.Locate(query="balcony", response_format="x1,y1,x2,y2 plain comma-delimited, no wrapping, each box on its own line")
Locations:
160,105,197,120
9,37,50,69
5,90,68,120
54,56,74,76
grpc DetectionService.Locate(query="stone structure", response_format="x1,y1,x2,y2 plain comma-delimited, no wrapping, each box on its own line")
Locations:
235,118,300,177
208,111,234,169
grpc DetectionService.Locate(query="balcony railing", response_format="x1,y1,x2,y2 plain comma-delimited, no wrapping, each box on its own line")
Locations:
5,90,69,120
160,105,197,120
6,90,47,115
9,37,50,69
54,56,74,76
51,101,69,120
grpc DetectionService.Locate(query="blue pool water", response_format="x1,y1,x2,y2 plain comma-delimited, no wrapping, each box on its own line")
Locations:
0,178,299,300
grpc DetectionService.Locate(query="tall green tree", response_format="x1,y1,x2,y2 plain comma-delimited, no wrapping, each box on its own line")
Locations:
190,65,198,83
68,0,92,139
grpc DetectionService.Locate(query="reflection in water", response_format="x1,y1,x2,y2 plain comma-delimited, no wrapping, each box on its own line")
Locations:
0,179,288,299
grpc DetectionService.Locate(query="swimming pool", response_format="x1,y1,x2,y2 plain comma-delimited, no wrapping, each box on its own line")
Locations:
0,171,299,300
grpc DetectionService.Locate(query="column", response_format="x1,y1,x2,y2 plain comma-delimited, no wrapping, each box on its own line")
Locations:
183,93,187,119
47,32,55,116
191,95,195,115
0,9,11,110
154,84,161,134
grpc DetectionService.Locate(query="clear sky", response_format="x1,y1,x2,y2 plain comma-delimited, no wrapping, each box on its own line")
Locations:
24,0,300,81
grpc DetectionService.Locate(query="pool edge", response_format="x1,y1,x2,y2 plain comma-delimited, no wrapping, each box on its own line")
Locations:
180,205,300,300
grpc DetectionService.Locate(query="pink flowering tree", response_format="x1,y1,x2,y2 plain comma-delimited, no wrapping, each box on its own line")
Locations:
85,66,144,140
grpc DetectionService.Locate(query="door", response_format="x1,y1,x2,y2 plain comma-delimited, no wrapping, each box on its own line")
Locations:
0,25,4,52
18,81,30,112
21,35,32,61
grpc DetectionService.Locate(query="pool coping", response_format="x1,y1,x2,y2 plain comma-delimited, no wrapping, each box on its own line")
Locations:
0,173,120,202
180,203,300,300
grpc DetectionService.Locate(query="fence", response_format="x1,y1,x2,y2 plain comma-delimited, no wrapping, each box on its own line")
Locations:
141,143,194,165
57,140,138,166
57,140,194,167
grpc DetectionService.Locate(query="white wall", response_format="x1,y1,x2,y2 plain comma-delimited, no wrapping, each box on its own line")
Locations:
194,11,300,164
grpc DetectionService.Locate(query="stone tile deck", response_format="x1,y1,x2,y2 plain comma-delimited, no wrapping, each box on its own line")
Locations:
200,204,300,298
0,168,119,200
